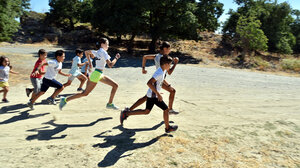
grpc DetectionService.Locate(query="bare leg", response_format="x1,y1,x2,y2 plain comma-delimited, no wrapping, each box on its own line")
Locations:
99,75,118,104
30,92,37,100
127,109,151,116
66,81,97,102
162,82,176,110
77,74,87,89
129,95,147,111
1,86,9,99
63,80,72,88
163,109,170,129
50,86,64,99
31,91,45,104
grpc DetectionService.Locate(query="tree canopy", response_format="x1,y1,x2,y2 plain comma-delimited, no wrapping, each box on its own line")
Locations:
46,0,224,51
0,0,29,41
223,0,298,54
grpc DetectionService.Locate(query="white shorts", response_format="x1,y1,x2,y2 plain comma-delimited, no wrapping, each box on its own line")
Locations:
68,72,83,81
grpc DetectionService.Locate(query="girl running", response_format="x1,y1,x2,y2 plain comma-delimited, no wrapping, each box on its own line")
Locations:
59,38,120,110
0,56,19,102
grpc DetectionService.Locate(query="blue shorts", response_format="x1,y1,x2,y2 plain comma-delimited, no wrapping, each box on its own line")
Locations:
41,78,63,92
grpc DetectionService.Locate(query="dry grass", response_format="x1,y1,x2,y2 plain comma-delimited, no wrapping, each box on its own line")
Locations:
280,58,300,72
132,120,300,168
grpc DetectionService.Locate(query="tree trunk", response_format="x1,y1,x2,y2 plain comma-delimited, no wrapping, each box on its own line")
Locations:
148,11,157,53
69,17,74,30
116,35,122,43
127,34,136,54
149,36,158,53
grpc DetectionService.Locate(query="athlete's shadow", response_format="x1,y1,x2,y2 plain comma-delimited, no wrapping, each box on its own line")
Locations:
0,103,28,114
26,117,112,141
93,121,173,167
0,110,49,125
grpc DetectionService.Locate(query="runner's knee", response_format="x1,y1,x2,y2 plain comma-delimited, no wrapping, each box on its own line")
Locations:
172,87,176,94
113,83,118,89
82,91,89,96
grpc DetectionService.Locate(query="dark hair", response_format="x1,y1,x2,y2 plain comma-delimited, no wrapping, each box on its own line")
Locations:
95,42,100,50
159,41,171,50
96,38,109,50
160,55,173,66
0,56,11,68
38,49,46,56
0,56,5,66
75,49,84,55
55,50,65,58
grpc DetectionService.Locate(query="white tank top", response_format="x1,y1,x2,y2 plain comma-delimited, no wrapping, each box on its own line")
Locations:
154,53,163,69
92,48,111,70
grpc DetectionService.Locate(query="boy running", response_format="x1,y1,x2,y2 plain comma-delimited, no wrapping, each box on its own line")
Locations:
27,50,70,109
120,56,178,133
128,41,179,115
63,49,88,91
26,49,47,100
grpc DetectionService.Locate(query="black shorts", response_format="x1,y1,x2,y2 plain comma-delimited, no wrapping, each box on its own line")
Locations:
146,97,168,111
82,71,89,77
41,78,63,92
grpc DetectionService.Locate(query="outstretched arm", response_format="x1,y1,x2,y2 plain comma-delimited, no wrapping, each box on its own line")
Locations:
167,57,179,75
77,62,88,67
142,54,156,74
58,69,71,77
106,53,120,68
9,70,19,74
31,62,48,77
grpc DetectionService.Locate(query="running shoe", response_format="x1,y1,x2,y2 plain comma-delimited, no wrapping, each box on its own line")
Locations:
46,97,56,105
27,101,34,110
169,109,179,115
2,98,9,103
165,125,178,133
59,97,67,110
106,103,119,110
25,88,32,97
120,109,128,125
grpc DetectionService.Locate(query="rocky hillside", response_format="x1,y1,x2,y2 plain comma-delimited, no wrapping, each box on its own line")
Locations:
13,11,98,44
12,12,300,75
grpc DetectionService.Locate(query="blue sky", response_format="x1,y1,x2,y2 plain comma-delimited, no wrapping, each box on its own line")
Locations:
30,0,300,23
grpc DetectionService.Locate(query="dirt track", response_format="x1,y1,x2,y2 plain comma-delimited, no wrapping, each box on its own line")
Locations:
0,43,300,167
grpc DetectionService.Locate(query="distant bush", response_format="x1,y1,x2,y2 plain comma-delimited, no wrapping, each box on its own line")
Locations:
252,56,271,70
276,33,296,54
280,59,300,71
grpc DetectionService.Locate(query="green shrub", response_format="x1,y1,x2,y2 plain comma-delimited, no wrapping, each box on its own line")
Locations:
280,59,300,71
252,57,271,70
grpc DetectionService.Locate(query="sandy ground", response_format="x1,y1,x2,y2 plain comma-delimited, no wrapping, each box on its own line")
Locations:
0,43,300,168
